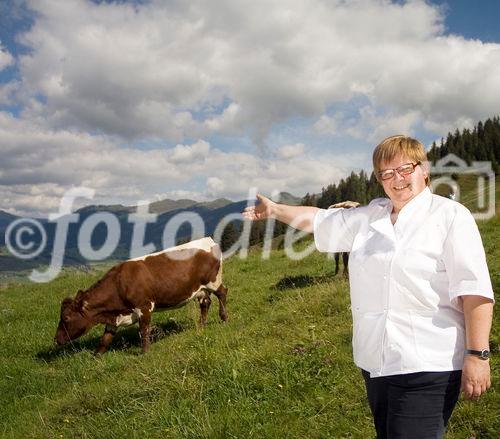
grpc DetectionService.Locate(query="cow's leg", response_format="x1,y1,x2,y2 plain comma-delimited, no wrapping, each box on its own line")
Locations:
342,252,349,277
138,309,152,353
213,284,228,322
95,325,117,355
334,253,340,276
198,292,212,327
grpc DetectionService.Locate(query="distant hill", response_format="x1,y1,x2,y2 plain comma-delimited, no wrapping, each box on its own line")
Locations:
196,198,233,210
274,192,302,205
0,210,17,226
76,197,234,216
75,199,197,215
147,198,197,213
75,204,132,215
0,211,19,246
0,193,300,273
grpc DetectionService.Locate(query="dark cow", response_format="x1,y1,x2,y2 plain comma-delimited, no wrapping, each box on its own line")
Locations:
55,238,228,354
334,252,350,277
328,201,360,277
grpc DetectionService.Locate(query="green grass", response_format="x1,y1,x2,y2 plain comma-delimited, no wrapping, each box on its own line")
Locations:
1,181,499,438
0,248,370,438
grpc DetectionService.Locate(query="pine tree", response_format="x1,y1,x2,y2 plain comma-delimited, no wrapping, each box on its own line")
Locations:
220,222,240,252
249,222,265,246
302,192,317,206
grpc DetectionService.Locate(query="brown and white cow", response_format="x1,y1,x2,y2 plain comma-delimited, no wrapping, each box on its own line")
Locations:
55,237,228,354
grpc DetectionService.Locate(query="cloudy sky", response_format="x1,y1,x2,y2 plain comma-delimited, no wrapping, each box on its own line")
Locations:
1,0,499,217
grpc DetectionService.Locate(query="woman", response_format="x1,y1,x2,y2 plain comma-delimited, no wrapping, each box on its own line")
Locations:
242,135,494,439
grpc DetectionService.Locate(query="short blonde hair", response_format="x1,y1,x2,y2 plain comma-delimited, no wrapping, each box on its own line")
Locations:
373,135,429,185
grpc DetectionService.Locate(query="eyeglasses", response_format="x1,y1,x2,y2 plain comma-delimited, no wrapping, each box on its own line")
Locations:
378,162,421,181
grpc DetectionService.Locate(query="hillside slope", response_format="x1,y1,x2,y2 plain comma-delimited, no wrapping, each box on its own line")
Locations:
0,213,498,438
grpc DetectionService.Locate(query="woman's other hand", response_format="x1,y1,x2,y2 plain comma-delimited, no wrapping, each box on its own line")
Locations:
461,355,491,400
328,201,360,209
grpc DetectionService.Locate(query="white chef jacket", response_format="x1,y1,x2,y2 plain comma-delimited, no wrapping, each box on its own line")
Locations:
313,187,494,377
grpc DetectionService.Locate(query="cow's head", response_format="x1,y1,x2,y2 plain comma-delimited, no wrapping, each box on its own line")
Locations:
54,291,92,345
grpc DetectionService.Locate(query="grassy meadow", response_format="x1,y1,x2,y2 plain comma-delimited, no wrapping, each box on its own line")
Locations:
0,179,499,438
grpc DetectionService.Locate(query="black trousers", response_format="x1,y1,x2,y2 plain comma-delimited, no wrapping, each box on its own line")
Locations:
361,369,462,439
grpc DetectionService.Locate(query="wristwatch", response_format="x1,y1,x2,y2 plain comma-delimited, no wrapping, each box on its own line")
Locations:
465,349,490,360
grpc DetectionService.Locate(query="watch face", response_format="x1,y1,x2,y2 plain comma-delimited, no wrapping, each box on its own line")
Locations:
481,350,490,359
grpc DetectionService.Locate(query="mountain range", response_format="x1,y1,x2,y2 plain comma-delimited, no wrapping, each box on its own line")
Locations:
74,197,235,216
0,193,302,272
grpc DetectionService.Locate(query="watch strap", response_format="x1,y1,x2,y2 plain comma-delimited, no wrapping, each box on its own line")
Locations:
465,349,490,360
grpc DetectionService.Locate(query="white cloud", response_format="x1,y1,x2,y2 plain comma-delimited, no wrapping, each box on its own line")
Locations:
1,0,500,214
0,183,67,217
170,140,211,164
0,44,14,71
206,177,225,198
313,114,341,136
0,81,20,105
0,111,348,216
197,147,350,200
347,106,422,142
277,143,305,159
152,189,208,202
9,0,497,144
205,103,241,133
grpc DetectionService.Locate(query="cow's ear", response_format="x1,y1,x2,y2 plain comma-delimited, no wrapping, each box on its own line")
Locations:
74,289,85,304
62,297,73,308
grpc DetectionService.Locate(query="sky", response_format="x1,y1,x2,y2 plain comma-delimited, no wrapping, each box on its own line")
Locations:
0,0,499,217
